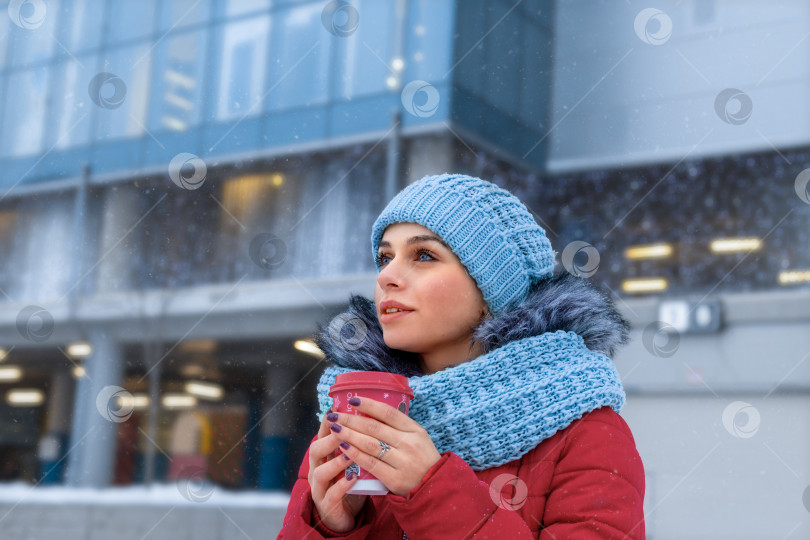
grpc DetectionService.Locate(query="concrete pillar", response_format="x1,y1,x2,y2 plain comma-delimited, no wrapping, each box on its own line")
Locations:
96,183,141,292
404,134,454,185
258,364,296,490
37,369,74,484
65,328,125,487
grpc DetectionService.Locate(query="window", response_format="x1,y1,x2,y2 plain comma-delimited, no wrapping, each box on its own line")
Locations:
149,30,207,132
215,15,270,121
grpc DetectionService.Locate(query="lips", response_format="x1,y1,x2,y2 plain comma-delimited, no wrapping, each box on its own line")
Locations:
379,300,414,323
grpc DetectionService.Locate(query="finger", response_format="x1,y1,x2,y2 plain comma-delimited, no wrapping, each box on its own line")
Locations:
330,408,403,450
344,396,412,431
331,422,398,476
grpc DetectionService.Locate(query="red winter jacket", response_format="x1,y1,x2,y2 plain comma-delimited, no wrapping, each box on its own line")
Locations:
275,405,645,539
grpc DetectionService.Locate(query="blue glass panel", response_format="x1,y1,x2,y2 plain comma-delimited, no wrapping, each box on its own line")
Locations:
8,0,60,67
94,43,152,140
148,29,207,133
106,0,157,44
59,0,103,53
332,0,393,99
219,0,271,18
267,3,330,110
406,0,453,82
158,0,212,31
213,15,270,121
49,54,96,150
0,67,49,157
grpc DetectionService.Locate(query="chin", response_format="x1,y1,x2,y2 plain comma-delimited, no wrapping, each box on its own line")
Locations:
381,331,419,353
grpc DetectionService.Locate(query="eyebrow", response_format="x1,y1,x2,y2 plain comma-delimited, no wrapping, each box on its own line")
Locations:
378,234,450,251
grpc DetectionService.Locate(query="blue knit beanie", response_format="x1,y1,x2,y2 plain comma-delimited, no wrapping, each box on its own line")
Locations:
371,173,556,315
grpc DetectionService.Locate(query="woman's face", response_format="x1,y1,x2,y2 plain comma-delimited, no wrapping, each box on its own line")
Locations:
374,222,488,373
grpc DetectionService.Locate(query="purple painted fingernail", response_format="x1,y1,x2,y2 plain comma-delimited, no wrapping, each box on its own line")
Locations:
326,412,339,422
330,423,342,433
343,454,350,461
339,441,350,450
348,397,361,406
347,472,355,480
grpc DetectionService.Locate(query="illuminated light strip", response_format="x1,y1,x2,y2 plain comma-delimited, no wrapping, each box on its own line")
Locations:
295,339,325,358
624,243,673,260
0,366,22,381
7,389,44,406
621,278,669,293
162,393,198,409
778,269,810,285
710,237,762,253
185,381,224,400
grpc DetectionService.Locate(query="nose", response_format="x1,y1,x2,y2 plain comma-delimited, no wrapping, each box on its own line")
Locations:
376,257,405,289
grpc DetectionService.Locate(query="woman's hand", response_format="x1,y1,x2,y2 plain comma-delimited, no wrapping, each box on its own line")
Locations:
308,408,368,533
327,397,442,497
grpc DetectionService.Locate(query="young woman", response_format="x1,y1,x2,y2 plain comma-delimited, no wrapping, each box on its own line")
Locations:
276,174,646,539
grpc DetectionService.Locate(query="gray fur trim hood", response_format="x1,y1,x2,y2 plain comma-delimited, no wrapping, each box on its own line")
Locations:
313,273,630,378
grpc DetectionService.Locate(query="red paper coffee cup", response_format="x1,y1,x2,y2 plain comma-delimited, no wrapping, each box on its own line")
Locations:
329,371,414,495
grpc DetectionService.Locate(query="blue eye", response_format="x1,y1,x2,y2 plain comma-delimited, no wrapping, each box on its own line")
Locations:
377,248,435,267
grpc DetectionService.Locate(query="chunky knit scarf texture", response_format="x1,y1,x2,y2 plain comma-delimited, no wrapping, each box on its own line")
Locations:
314,273,630,471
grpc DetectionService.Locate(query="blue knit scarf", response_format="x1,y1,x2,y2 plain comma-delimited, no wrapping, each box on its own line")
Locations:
316,329,625,471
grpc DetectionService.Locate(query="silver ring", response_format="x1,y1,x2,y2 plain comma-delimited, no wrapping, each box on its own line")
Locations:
377,440,392,461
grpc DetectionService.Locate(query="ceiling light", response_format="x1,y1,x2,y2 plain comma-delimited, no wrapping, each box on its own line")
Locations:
162,393,197,409
621,278,668,293
184,381,223,400
7,389,44,406
294,339,324,358
624,243,673,260
0,366,22,381
778,269,810,285
710,237,762,253
67,342,92,358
